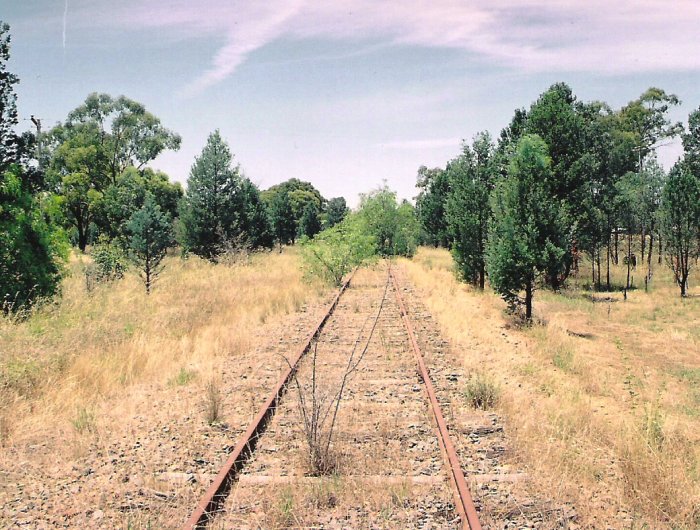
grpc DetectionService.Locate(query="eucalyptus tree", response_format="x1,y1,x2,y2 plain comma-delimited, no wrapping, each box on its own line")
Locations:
47,93,181,250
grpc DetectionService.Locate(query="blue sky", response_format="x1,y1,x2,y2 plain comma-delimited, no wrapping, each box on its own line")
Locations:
4,1,700,205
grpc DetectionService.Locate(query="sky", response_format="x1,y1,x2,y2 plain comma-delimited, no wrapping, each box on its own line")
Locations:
3,0,700,206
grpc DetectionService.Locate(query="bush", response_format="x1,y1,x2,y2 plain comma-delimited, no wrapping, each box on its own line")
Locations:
301,216,376,286
86,238,127,289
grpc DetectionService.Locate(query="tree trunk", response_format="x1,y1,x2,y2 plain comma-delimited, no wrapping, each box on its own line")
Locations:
658,235,663,264
479,262,485,290
647,223,655,281
596,250,601,289
77,223,88,252
640,226,646,263
614,229,619,265
525,279,533,322
145,262,151,294
626,232,632,291
606,243,611,291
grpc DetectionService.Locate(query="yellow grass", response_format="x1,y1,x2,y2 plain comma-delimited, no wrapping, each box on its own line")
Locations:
402,247,700,528
0,248,326,446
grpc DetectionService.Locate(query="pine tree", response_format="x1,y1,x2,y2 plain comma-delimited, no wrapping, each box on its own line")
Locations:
445,132,495,289
127,194,173,294
178,130,242,259
0,23,19,174
486,135,569,321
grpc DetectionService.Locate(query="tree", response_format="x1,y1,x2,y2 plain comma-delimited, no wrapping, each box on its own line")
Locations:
96,166,183,245
0,23,67,310
238,178,273,249
682,106,700,175
269,190,296,251
486,135,569,321
357,185,419,257
619,88,683,165
660,162,700,297
299,201,322,238
46,94,181,250
325,197,348,228
445,132,495,289
1,164,67,310
127,194,173,294
300,216,376,286
262,179,325,239
179,130,251,259
415,166,450,247
0,22,19,175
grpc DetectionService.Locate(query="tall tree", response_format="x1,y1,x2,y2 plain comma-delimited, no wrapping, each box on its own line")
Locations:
262,178,325,237
445,132,495,289
47,94,180,250
0,23,67,310
357,185,419,257
96,166,183,244
0,22,19,174
269,190,296,251
415,166,450,247
659,162,700,297
127,194,173,294
299,201,322,238
486,135,569,321
238,178,273,249
619,88,683,167
324,197,348,228
178,130,248,259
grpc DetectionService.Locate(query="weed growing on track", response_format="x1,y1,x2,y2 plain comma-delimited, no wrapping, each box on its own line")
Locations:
204,379,223,426
403,246,700,528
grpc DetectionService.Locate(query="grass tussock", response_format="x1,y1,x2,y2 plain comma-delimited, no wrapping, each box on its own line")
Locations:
0,248,325,444
404,247,700,528
464,373,500,410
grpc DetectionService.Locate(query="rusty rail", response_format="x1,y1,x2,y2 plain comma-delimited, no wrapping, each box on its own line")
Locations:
182,273,354,529
389,264,483,530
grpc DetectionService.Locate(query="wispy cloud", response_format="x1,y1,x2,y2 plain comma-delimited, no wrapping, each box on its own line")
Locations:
62,0,68,52
69,0,700,95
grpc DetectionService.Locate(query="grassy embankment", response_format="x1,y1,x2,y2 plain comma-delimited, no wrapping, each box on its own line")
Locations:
403,247,699,529
0,249,325,447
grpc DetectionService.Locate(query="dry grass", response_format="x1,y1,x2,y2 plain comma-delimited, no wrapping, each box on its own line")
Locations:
402,247,700,528
0,248,326,446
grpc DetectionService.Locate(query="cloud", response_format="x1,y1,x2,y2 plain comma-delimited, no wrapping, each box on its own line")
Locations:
71,0,700,95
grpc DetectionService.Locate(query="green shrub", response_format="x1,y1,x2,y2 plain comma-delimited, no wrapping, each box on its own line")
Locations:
301,216,376,286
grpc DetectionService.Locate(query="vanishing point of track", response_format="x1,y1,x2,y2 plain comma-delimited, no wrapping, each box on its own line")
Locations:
183,262,483,529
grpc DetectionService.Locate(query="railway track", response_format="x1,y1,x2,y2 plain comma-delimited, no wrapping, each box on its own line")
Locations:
183,263,483,529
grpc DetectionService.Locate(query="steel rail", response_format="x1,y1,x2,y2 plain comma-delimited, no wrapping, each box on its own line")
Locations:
182,272,355,529
388,264,483,530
